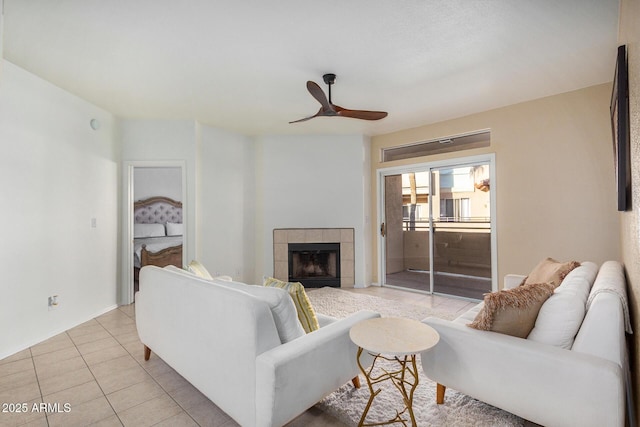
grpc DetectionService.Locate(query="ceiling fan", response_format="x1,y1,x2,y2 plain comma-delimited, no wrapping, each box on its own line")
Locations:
289,73,388,123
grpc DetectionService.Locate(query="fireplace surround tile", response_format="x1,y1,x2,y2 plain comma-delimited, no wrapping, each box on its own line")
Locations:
341,229,354,243
341,242,354,260
273,230,287,244
323,228,341,243
274,243,288,262
287,229,305,243
304,229,323,243
274,262,288,281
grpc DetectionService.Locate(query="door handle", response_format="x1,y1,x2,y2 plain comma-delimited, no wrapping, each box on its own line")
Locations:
380,222,386,237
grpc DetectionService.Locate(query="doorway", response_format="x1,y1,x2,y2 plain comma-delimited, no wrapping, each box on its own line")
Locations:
379,154,496,299
122,161,187,305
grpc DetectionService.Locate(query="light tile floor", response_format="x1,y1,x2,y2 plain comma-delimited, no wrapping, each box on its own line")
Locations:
0,287,473,427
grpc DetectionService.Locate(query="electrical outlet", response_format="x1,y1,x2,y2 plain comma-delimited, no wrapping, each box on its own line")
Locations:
48,295,59,311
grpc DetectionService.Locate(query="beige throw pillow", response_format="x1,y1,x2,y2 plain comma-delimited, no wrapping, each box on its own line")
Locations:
188,260,214,280
468,282,555,338
522,258,580,288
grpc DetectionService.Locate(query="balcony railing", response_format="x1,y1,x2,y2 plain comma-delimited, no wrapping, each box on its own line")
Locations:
402,218,490,231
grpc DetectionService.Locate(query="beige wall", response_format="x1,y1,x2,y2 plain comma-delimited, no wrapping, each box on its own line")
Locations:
619,0,640,415
371,83,620,285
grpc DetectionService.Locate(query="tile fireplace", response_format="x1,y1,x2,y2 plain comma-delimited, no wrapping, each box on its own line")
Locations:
273,228,355,287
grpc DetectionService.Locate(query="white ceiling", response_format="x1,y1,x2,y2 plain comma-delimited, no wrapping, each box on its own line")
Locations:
3,0,620,137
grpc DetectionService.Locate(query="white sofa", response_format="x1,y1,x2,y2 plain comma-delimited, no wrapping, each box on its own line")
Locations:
136,265,380,427
421,261,632,427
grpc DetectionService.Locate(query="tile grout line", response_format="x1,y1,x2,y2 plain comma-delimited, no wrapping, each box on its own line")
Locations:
118,306,204,427
73,323,126,427
99,305,203,427
28,346,48,427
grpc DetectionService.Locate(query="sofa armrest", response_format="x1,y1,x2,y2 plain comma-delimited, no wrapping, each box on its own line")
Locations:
422,317,624,427
255,310,380,427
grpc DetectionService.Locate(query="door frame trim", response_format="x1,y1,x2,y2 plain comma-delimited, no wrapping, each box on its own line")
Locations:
376,153,497,295
122,160,187,305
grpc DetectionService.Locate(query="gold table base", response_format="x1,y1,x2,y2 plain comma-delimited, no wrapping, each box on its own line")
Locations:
356,347,420,427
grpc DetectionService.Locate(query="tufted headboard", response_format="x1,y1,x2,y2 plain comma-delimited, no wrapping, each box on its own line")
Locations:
134,196,182,224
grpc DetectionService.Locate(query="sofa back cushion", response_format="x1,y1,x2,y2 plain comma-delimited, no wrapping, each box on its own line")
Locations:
527,261,598,348
163,266,305,343
216,279,306,343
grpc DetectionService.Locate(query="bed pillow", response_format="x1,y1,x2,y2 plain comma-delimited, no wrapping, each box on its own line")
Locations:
134,223,165,238
522,257,580,288
263,277,320,333
166,222,183,236
468,282,555,338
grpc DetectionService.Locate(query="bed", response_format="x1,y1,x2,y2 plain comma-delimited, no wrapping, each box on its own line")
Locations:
133,196,183,291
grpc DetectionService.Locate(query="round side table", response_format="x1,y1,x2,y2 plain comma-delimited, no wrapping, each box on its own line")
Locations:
349,317,440,427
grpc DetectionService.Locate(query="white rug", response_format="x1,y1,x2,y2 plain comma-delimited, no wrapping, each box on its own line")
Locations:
306,287,524,427
307,287,458,322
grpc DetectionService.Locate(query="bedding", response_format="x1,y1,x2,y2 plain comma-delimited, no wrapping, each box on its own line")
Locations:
166,222,183,236
134,223,166,238
134,235,183,268
133,196,184,269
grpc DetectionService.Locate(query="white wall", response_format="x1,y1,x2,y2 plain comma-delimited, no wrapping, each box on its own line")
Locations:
255,134,372,287
198,125,255,281
0,61,119,358
134,167,182,202
120,119,197,300
120,121,256,285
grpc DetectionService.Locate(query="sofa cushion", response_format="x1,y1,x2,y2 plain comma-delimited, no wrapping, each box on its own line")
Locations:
263,277,320,333
230,283,306,343
163,266,305,343
527,261,598,349
522,257,580,287
468,282,555,338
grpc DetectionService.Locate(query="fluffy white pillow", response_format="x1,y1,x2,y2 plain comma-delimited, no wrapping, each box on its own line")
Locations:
166,222,183,236
134,223,165,238
527,262,598,348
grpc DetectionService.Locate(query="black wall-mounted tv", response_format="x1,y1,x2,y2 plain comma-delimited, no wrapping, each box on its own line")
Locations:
610,44,631,212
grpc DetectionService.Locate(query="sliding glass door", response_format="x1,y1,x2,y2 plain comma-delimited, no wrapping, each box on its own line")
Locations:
380,155,495,299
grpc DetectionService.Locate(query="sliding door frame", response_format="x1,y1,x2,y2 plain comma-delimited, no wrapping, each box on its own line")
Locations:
377,153,498,296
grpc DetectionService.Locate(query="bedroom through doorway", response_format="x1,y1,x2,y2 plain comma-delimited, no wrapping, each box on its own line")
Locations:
123,161,187,304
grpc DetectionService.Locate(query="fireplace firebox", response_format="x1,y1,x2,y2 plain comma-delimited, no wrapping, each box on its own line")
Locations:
288,243,340,288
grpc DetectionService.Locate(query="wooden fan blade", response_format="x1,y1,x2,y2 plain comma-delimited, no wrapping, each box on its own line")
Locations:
334,105,388,120
306,81,334,112
289,108,323,124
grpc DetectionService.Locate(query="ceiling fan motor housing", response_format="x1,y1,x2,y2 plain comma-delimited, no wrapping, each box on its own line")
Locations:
323,73,336,85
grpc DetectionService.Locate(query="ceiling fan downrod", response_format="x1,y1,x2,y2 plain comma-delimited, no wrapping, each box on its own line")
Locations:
323,73,336,103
